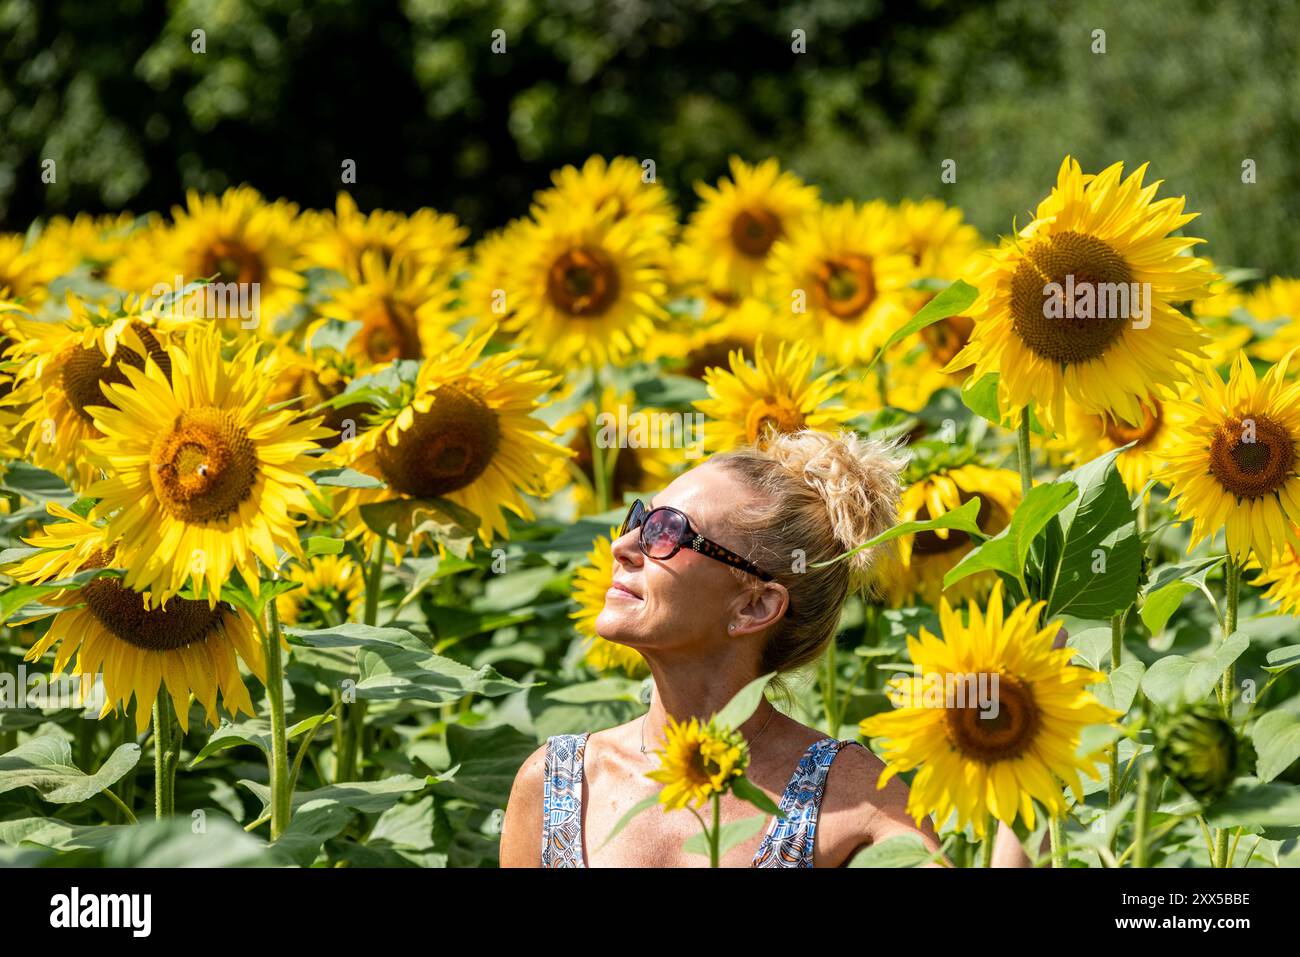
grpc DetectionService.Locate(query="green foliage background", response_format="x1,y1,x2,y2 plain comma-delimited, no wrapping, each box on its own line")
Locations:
2,0,1297,271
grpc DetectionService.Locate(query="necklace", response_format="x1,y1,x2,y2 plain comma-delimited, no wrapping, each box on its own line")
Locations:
640,704,776,755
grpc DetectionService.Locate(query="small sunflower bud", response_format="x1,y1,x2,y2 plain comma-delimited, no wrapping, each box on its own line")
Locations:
1153,702,1255,806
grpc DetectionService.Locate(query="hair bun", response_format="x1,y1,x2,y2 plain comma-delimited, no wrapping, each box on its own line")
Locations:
763,429,906,589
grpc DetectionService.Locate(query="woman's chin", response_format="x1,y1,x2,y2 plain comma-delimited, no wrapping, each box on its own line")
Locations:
594,608,637,644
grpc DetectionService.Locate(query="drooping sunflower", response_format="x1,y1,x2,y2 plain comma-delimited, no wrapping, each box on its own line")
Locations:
679,156,820,300
943,157,1217,432
277,553,365,628
570,527,649,677
317,250,460,366
302,191,469,281
502,201,669,367
127,186,307,335
1159,350,1300,566
333,329,571,549
766,199,918,365
5,295,173,490
532,155,678,245
860,580,1122,839
6,503,267,735
694,336,854,452
645,714,750,812
1244,277,1300,364
82,323,332,607
881,464,1021,608
553,384,681,515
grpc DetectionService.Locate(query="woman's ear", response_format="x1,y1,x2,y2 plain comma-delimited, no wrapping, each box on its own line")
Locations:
730,581,789,636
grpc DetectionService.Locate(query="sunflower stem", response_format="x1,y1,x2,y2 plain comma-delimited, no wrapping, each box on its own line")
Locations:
152,695,179,820
1212,557,1241,866
710,792,721,868
260,586,293,841
977,816,995,867
103,787,138,825
1108,609,1126,818
1016,409,1033,497
1132,755,1158,868
1048,811,1066,869
589,364,610,512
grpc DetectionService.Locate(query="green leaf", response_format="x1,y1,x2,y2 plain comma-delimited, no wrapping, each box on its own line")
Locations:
305,535,346,556
731,773,784,817
1204,779,1300,829
944,482,1078,591
1264,645,1300,675
959,373,1048,435
1093,660,1146,717
1139,557,1226,636
864,279,978,373
1,462,77,503
1251,710,1300,783
310,466,385,489
811,497,985,570
0,737,140,804
544,677,646,704
682,813,769,858
1140,634,1250,709
713,671,776,731
1043,447,1142,620
427,723,543,807
847,833,945,867
359,497,478,559
189,713,334,767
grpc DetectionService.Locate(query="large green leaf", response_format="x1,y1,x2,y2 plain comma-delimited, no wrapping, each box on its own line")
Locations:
848,833,946,867
1,462,77,504
1042,448,1142,620
0,737,140,804
713,671,776,730
944,482,1078,590
189,713,336,767
1140,634,1250,709
1251,710,1300,783
1204,779,1300,829
1092,660,1146,717
359,497,478,558
1139,556,1225,636
426,723,540,807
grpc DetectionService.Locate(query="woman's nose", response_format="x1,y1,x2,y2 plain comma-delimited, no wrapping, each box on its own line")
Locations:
609,528,643,567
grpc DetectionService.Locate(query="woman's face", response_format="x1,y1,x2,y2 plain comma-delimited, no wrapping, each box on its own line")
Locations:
596,461,779,651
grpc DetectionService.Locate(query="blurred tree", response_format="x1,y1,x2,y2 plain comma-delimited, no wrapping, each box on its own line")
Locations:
1,0,1296,274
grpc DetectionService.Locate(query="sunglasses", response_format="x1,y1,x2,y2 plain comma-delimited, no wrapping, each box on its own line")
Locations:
619,498,778,583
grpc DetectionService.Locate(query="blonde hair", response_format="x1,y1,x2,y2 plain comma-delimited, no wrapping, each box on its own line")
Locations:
710,429,906,707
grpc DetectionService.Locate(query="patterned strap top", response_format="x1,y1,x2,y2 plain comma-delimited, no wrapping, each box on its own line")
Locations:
541,730,868,868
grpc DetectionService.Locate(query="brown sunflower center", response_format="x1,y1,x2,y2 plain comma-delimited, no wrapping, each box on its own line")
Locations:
920,313,975,367
682,337,748,380
1101,400,1162,448
730,207,783,258
150,407,259,523
60,322,171,424
911,494,994,556
814,254,876,320
80,549,225,651
745,397,806,448
1010,231,1133,364
201,239,264,285
546,246,620,317
1208,413,1296,499
375,385,501,497
358,299,420,362
943,672,1041,763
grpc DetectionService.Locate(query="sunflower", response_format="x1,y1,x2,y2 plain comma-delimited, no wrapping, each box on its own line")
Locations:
502,201,669,367
264,343,370,449
1252,542,1300,616
860,580,1121,839
694,337,854,452
533,155,678,245
645,715,750,811
570,527,649,677
766,199,918,365
0,233,63,306
1159,350,1300,566
1059,395,1182,494
34,212,144,281
302,191,469,280
553,384,681,515
333,329,571,550
458,219,528,335
5,503,267,735
897,198,982,280
1244,277,1300,364
881,464,1021,608
317,250,460,366
679,157,820,300
645,294,775,379
5,295,173,490
126,186,307,335
81,323,331,607
277,553,365,628
943,157,1217,432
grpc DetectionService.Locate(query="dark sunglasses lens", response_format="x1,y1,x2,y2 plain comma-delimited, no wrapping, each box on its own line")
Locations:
621,500,645,537
641,509,684,558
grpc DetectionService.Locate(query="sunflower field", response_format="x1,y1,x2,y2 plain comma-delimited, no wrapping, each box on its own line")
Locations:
1,153,1298,869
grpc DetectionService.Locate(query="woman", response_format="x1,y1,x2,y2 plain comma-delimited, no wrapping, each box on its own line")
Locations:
500,429,1033,867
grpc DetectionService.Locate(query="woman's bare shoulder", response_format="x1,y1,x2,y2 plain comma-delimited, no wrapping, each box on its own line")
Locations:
815,739,942,866
499,740,550,868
